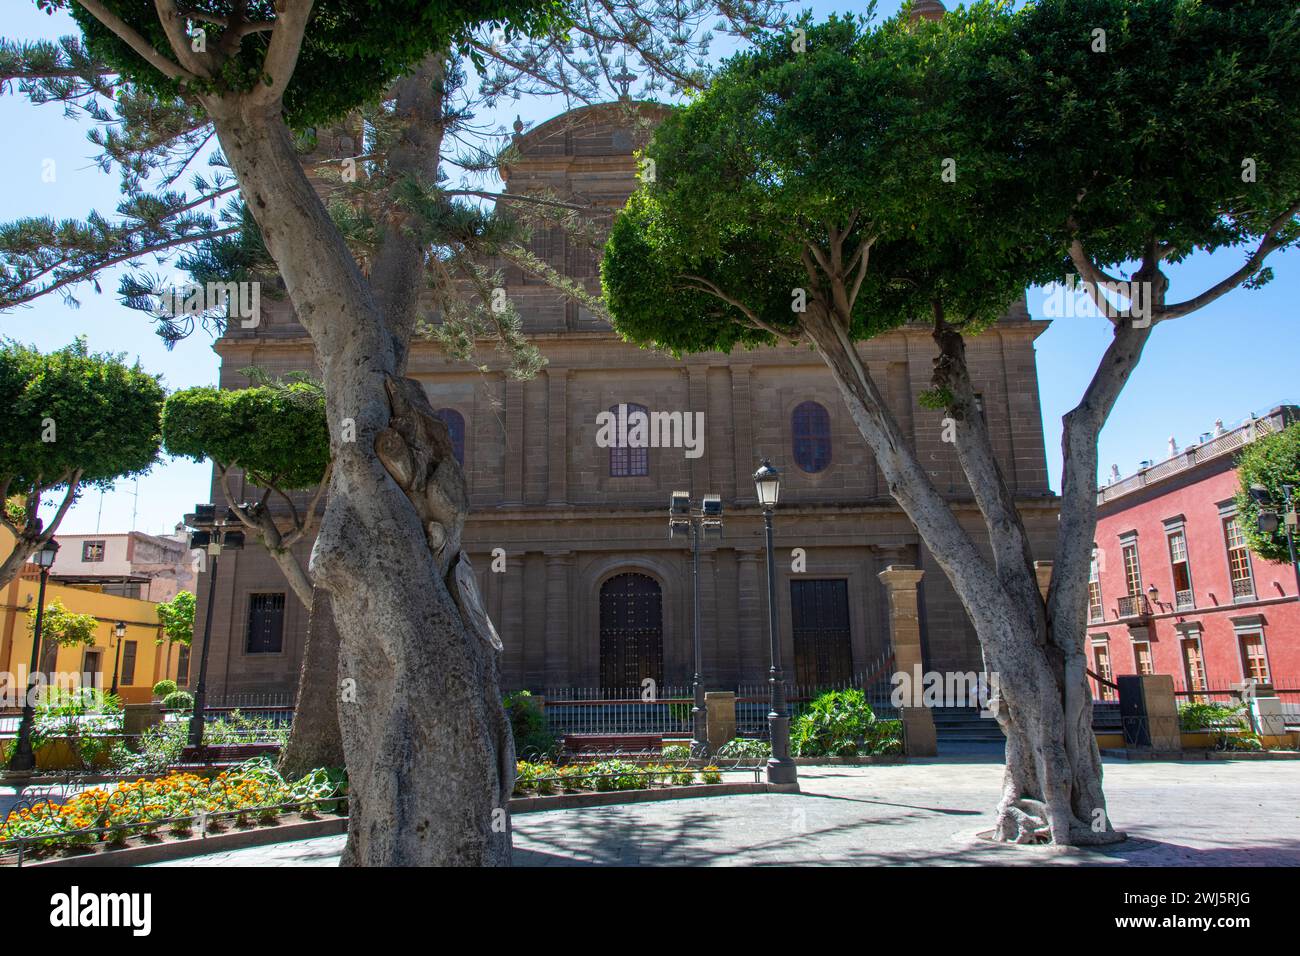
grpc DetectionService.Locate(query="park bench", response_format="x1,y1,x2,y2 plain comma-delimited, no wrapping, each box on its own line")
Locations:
561,733,666,757
176,742,280,768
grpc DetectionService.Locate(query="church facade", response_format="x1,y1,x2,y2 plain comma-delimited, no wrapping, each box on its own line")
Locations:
190,103,1060,702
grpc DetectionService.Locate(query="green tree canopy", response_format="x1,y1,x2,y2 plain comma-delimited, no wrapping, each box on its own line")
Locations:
57,0,570,129
29,598,98,648
156,589,195,645
601,0,1300,847
161,377,328,490
0,338,163,588
1236,421,1300,564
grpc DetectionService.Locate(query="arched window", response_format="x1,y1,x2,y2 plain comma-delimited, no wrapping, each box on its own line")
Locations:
791,401,831,473
434,408,465,467
609,402,649,477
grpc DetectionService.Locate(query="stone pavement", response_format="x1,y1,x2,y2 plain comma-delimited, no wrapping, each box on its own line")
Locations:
148,757,1300,866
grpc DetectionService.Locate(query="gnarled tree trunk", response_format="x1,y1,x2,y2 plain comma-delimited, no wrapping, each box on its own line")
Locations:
798,301,1124,845
277,586,344,777
206,88,514,865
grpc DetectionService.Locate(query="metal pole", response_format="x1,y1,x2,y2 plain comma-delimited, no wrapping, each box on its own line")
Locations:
8,565,51,773
1283,485,1300,601
690,518,707,758
109,634,123,697
188,550,220,747
763,509,797,786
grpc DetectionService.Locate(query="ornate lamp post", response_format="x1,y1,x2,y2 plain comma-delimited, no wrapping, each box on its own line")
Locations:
670,490,723,758
1251,483,1300,599
753,460,797,786
183,504,244,747
6,538,60,776
109,621,127,696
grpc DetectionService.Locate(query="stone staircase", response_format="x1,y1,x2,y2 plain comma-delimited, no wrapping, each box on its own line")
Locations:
932,706,1004,743
931,702,1123,745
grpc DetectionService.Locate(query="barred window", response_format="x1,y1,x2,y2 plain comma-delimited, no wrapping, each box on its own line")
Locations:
792,401,832,474
246,593,286,654
609,403,649,477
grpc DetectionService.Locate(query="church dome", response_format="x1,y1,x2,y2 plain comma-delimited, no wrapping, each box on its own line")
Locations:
910,0,946,22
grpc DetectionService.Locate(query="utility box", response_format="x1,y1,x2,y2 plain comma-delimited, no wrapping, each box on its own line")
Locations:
1117,674,1181,752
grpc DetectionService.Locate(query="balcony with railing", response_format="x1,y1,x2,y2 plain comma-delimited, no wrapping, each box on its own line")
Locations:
1088,604,1106,625
1116,594,1151,621
1231,577,1256,603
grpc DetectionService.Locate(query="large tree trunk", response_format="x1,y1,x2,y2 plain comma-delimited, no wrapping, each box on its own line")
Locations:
206,94,514,865
278,586,344,777
798,304,1121,845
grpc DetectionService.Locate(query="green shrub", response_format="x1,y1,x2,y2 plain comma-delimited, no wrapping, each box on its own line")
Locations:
0,687,123,769
152,679,178,699
866,720,904,755
162,690,194,710
670,767,695,787
790,689,875,757
701,766,722,784
717,737,771,758
111,709,289,774
1177,701,1245,732
661,744,690,760
1177,701,1262,751
503,691,558,760
590,760,644,791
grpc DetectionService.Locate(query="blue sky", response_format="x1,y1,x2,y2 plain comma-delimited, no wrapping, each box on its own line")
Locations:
2,1,1296,536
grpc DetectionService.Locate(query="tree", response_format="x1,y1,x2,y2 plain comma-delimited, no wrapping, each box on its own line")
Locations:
162,374,344,774
162,376,329,610
603,1,1300,844
5,0,786,865
156,589,195,645
1235,421,1300,564
0,338,163,588
29,598,98,648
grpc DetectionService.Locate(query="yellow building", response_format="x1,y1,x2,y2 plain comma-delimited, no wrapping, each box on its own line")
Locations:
1,530,186,706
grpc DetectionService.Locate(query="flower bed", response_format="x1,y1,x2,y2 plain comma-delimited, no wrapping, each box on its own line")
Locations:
513,759,724,795
0,759,344,862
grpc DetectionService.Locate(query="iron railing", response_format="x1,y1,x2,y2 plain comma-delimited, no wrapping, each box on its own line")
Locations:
1116,594,1150,619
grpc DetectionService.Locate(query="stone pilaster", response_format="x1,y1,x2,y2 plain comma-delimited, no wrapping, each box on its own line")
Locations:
504,378,524,505
546,368,568,505
544,551,574,686
878,564,937,756
736,549,764,682
730,365,755,505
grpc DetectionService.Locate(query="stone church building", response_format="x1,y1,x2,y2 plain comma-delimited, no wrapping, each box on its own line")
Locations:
191,102,1060,703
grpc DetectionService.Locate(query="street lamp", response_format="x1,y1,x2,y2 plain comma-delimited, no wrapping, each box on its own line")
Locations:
183,504,244,747
753,459,797,787
670,490,723,759
1250,483,1300,599
1146,584,1161,613
6,537,59,776
109,621,127,696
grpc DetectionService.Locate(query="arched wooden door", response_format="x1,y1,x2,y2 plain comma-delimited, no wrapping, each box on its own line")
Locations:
599,572,663,692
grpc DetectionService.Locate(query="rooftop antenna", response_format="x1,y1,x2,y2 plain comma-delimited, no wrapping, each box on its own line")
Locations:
130,478,140,532
95,488,105,533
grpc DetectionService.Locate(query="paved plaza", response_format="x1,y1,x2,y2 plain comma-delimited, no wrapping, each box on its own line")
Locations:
144,757,1300,867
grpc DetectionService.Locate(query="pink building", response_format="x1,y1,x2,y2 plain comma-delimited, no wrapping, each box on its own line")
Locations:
1089,406,1300,711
